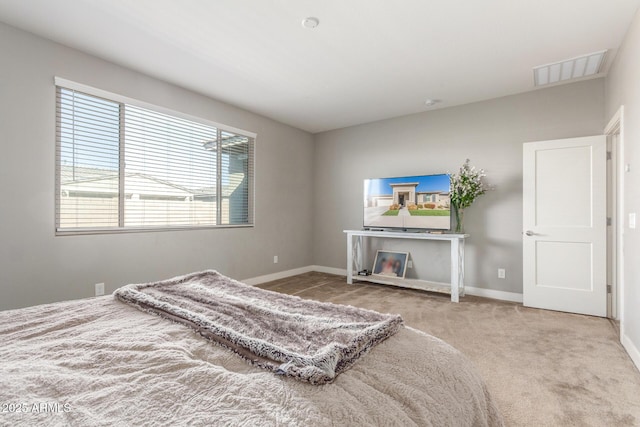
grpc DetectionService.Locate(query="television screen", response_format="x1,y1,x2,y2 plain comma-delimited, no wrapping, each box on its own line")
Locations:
364,174,451,230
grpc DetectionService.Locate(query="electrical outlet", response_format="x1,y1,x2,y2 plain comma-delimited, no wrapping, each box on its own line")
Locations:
273,255,279,264
407,260,413,269
630,213,636,229
95,283,105,296
498,269,506,279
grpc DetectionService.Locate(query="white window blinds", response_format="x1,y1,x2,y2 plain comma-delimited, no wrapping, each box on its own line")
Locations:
56,84,255,234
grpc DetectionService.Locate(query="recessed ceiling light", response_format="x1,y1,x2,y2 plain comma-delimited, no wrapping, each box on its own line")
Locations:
424,99,440,107
301,17,319,29
533,50,607,87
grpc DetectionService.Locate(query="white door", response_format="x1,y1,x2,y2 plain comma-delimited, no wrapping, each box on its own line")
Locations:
523,135,607,317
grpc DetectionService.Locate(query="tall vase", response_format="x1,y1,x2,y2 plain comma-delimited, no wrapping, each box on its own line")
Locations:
453,204,464,234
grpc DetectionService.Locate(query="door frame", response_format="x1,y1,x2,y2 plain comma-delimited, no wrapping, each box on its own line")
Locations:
604,106,625,328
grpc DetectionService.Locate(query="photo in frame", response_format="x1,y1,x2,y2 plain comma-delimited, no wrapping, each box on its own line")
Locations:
372,250,409,279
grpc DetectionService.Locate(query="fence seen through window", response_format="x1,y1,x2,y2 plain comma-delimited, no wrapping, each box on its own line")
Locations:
56,85,254,233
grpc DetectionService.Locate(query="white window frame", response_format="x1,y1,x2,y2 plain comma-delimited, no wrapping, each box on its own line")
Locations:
54,77,256,235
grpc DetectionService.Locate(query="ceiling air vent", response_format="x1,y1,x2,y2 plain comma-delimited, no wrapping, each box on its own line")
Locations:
533,50,607,86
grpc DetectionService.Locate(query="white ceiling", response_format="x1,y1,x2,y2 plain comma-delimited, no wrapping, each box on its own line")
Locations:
0,0,638,133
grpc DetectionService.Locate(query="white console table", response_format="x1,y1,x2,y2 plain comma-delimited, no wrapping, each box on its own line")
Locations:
344,230,469,302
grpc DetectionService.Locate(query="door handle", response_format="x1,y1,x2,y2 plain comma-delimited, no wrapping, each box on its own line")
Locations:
525,230,536,236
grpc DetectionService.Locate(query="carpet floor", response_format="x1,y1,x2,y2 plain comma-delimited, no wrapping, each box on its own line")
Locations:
257,272,640,427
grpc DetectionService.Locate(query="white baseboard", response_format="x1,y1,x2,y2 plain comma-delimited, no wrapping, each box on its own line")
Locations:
309,265,348,276
622,331,640,373
464,286,523,303
243,265,346,285
243,265,523,303
242,266,314,286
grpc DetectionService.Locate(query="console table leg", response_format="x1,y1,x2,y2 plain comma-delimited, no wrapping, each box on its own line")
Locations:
450,239,460,303
459,239,466,297
346,233,354,284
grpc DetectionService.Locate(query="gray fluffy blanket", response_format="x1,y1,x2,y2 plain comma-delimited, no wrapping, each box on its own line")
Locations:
114,270,403,384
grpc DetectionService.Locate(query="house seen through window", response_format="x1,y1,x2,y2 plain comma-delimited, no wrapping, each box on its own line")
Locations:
56,85,254,233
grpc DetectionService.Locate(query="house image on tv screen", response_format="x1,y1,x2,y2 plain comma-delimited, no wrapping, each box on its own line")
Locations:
364,174,451,230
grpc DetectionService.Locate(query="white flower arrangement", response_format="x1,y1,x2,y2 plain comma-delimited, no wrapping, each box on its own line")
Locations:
450,159,487,209
449,159,487,232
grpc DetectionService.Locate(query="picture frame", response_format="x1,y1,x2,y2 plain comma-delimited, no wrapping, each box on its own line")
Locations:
372,250,409,279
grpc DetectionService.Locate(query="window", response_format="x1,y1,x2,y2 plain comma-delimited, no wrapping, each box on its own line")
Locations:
55,79,254,234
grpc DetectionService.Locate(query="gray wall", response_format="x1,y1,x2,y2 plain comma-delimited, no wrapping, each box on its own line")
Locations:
606,7,640,363
313,79,605,295
0,19,619,311
0,23,314,310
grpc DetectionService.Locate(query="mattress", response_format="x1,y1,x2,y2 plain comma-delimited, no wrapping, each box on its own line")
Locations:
0,293,503,426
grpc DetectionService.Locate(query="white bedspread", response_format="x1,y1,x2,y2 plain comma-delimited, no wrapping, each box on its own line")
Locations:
0,295,503,426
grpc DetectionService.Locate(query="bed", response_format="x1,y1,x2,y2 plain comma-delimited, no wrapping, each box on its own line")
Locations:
0,271,503,426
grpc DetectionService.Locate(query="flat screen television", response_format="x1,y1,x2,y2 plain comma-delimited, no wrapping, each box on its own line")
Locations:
364,174,451,230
